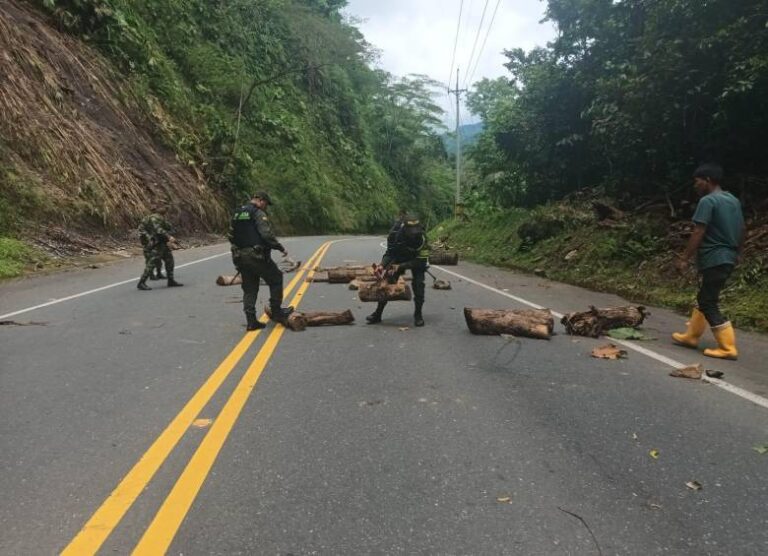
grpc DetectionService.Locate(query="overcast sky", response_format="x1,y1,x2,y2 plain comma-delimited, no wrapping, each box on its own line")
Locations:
343,0,557,124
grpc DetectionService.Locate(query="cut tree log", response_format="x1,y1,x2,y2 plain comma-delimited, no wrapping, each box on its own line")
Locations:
216,275,242,286
327,267,375,284
561,305,649,337
358,280,412,302
464,308,554,340
265,308,355,331
429,251,459,265
306,272,329,283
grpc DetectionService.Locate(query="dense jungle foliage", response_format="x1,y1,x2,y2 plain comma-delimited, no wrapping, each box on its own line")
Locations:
29,0,454,232
464,0,768,210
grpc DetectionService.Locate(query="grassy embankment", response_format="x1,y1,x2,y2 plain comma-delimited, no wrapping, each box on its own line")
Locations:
435,202,768,332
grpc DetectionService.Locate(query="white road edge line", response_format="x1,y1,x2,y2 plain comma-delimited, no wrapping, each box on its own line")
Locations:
0,252,229,321
434,265,768,411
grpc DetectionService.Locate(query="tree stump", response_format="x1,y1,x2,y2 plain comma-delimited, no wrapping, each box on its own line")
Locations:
561,306,649,337
358,280,412,302
429,251,459,265
464,308,554,340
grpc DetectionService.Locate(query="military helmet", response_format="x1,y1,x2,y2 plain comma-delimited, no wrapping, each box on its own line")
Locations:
252,191,273,205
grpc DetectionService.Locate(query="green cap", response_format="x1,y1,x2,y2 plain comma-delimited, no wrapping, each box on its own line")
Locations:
252,191,273,205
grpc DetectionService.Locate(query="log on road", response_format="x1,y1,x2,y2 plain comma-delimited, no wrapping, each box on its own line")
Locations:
464,308,554,340
429,251,459,265
358,280,412,302
327,267,375,284
216,275,242,286
266,308,355,331
561,305,649,337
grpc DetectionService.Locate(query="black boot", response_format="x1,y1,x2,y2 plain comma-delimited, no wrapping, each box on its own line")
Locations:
366,302,387,324
246,313,265,331
167,277,183,287
414,302,425,327
152,271,166,280
137,279,151,291
270,305,295,325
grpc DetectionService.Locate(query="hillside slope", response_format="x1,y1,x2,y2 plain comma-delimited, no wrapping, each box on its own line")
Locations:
0,0,453,272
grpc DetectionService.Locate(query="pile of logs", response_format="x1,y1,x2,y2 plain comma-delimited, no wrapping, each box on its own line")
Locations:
561,306,649,338
265,308,355,332
464,308,554,340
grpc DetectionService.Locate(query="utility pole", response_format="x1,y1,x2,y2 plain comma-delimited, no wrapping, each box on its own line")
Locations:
448,68,467,218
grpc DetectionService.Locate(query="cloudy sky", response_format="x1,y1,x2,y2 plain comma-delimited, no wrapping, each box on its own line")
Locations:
343,0,557,124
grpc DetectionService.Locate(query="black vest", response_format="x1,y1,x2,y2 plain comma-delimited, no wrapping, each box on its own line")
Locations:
230,205,264,248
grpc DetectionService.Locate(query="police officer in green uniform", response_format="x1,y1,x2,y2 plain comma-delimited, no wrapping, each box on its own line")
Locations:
366,213,429,327
137,206,183,291
228,192,294,331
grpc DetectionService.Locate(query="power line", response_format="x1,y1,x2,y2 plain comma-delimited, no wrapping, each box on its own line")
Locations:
446,0,465,88
466,0,503,87
462,0,491,88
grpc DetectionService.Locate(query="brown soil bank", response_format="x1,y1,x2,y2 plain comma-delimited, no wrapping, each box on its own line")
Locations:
0,0,226,238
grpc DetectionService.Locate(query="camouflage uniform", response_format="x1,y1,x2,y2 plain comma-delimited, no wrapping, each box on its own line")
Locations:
367,214,430,326
137,213,181,289
228,195,292,329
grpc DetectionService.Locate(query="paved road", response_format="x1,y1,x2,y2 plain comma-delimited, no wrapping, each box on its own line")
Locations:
1,237,767,555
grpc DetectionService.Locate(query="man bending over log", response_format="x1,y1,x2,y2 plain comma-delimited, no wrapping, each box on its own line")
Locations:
367,212,429,327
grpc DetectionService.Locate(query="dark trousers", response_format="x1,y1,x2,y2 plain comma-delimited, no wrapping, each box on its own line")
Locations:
141,243,174,281
378,254,426,310
233,248,283,318
697,264,734,327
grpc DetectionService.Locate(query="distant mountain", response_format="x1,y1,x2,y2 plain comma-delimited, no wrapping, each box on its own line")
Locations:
442,122,484,156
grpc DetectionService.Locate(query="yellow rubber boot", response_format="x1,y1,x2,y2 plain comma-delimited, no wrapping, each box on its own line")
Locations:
704,322,738,360
672,308,707,348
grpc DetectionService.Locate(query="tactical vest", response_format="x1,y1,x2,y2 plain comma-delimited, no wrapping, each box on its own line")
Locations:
230,205,265,249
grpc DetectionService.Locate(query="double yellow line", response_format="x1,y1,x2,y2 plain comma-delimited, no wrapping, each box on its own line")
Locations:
63,241,333,555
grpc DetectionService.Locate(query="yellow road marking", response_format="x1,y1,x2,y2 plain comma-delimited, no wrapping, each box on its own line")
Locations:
132,241,333,555
61,242,330,556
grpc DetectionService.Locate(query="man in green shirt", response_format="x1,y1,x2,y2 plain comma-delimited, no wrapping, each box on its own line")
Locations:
672,164,745,359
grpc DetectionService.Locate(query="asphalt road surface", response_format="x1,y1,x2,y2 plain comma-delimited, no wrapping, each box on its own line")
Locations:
1,236,767,555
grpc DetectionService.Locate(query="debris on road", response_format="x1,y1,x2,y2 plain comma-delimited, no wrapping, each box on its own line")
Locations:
348,279,362,291
649,449,660,459
496,496,513,504
358,279,413,302
606,327,656,341
328,267,375,284
216,274,242,286
192,419,213,428
432,279,452,290
753,444,768,455
0,320,49,327
398,327,410,332
685,480,703,491
428,250,459,265
266,308,355,332
307,272,329,283
591,344,628,360
562,306,649,337
464,308,554,340
705,370,725,379
277,258,301,273
669,364,703,380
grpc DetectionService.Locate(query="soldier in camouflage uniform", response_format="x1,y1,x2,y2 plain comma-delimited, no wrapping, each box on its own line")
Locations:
137,206,183,291
228,191,294,330
366,212,430,327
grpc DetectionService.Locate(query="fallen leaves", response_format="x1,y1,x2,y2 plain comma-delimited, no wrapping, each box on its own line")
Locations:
591,344,628,360
398,327,410,332
753,444,768,455
496,496,513,504
649,449,660,460
669,364,703,380
685,480,703,491
192,418,213,429
606,327,656,341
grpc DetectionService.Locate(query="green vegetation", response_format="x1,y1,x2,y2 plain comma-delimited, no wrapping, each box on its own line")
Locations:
464,0,768,207
0,237,38,278
435,203,768,332
4,0,453,235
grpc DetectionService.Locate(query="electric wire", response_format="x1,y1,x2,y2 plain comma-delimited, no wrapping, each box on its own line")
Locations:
466,0,503,87
446,0,465,89
462,0,491,87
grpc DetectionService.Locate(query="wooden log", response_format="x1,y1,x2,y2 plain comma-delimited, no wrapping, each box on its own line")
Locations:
429,251,459,265
561,306,649,338
216,275,242,286
463,308,554,340
592,201,625,222
306,272,329,283
358,280,412,302
281,309,355,332
327,268,374,283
